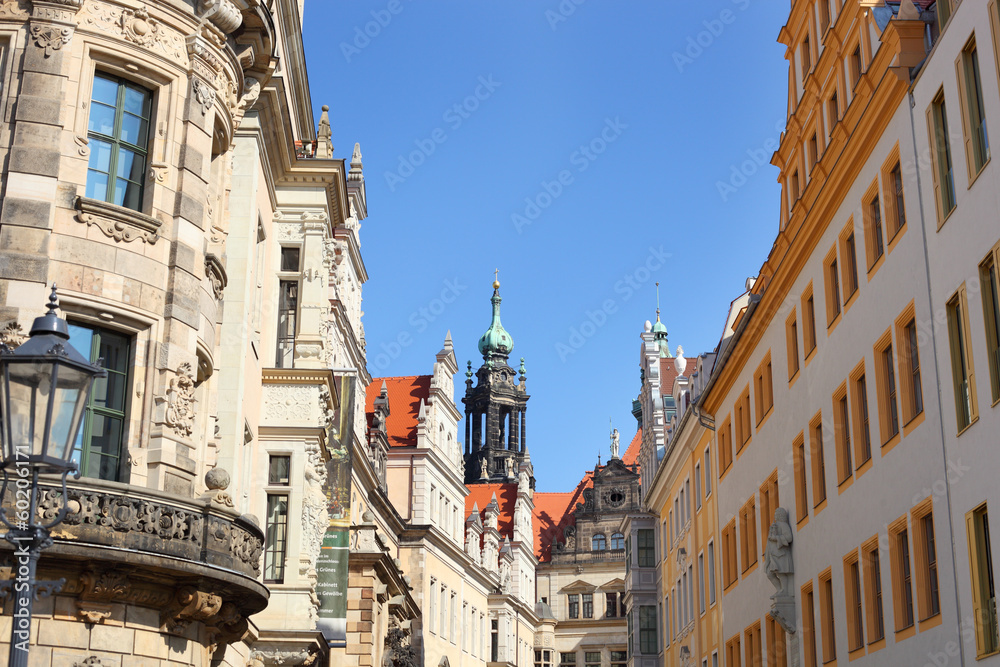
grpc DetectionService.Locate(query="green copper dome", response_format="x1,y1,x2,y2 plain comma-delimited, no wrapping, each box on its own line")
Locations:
478,283,513,358
651,318,667,335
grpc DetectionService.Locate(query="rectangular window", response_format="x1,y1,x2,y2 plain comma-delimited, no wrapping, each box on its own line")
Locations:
719,416,733,476
845,552,865,652
863,538,886,642
491,620,498,662
585,653,600,667
938,0,953,31
583,593,594,619
759,472,779,560
791,169,800,204
794,433,809,523
810,415,827,508
834,386,853,485
67,323,132,481
850,363,873,467
699,553,706,614
967,504,999,657
929,90,958,222
86,73,152,211
610,650,626,667
745,622,762,667
766,614,788,667
726,635,742,667
639,606,657,655
913,503,941,621
819,570,836,663
695,463,702,510
606,592,618,618
863,183,885,270
787,310,800,380
740,497,758,573
280,246,301,272
276,279,299,368
808,132,819,171
980,245,1000,403
819,0,831,33
708,540,717,604
897,312,925,425
429,578,438,634
802,35,811,82
840,226,860,299
886,161,907,237
803,583,818,667
268,455,291,485
561,653,577,666
736,388,752,450
948,285,979,431
828,91,840,136
803,285,817,356
568,594,579,619
890,520,915,630
722,520,738,588
638,529,655,567
851,44,863,88
875,331,901,445
825,247,841,325
264,494,288,583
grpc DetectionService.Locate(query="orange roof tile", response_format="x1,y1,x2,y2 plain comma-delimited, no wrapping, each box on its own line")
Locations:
465,483,518,539
622,428,642,466
365,376,431,448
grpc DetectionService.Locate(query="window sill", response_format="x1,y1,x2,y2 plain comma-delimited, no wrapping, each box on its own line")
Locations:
797,513,810,530
968,157,990,190
854,456,873,480
866,253,885,282
881,432,901,455
936,204,957,232
74,195,163,244
902,410,925,438
827,311,842,336
837,474,854,495
813,498,828,516
843,289,859,314
788,369,800,389
956,416,979,437
918,612,942,632
805,346,818,368
887,222,908,255
895,623,916,642
848,646,865,661
756,407,774,432
867,637,886,654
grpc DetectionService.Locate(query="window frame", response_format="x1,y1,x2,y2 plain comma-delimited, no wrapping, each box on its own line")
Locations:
824,245,842,330
895,302,925,434
754,352,774,426
979,241,1000,405
786,308,801,383
863,535,887,647
947,284,979,433
862,179,885,276
845,549,865,654
966,502,999,657
912,499,941,625
809,412,827,510
928,89,958,225
794,432,809,526
802,282,818,361
839,218,860,308
881,146,908,249
818,568,837,663
874,328,901,450
889,516,916,636
850,360,873,474
833,382,853,488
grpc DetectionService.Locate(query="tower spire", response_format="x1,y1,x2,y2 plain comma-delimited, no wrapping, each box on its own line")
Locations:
652,281,670,358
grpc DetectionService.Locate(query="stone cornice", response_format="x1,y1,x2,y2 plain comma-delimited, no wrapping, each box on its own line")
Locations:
75,196,163,244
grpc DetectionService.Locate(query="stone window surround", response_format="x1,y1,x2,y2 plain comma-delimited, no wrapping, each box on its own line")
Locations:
74,44,194,217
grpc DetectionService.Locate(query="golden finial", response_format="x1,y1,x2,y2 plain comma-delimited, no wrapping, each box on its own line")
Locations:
493,268,500,290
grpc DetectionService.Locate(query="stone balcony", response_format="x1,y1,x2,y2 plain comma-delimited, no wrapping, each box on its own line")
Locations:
0,475,267,647
550,548,626,564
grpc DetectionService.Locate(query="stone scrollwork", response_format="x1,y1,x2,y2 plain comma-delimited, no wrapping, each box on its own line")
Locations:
205,253,227,300
192,77,215,116
165,362,196,438
30,23,73,57
250,648,321,666
0,0,28,19
0,321,26,348
78,1,186,63
119,6,158,48
200,0,242,34
75,196,162,244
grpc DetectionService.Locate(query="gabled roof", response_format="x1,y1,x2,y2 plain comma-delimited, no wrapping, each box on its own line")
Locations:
532,428,642,562
465,483,518,540
659,356,687,396
365,376,431,447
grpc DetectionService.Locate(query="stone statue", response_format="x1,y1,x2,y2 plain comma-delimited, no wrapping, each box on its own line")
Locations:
505,457,515,479
480,457,488,480
764,507,794,598
610,428,620,459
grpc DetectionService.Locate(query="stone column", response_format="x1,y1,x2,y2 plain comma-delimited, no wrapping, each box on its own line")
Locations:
509,409,519,452
520,407,526,453
293,216,328,368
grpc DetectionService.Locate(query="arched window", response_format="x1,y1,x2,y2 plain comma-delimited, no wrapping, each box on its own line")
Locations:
611,532,625,550
592,534,607,551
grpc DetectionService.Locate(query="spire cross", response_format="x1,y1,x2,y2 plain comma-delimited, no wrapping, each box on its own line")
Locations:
495,268,499,283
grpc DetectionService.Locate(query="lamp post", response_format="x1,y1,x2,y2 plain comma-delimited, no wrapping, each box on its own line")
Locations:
0,286,106,667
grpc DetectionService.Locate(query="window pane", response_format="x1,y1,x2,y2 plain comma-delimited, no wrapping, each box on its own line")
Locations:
269,455,291,485
117,148,146,182
123,85,150,117
120,112,148,147
88,138,113,173
98,330,130,374
86,413,123,480
88,102,117,136
91,75,119,106
68,324,95,358
115,177,144,210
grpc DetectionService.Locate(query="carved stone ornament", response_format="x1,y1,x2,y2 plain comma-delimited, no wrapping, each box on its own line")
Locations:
30,23,73,57
200,0,242,34
165,362,196,437
203,467,234,507
0,0,29,20
119,6,158,48
250,648,320,666
72,658,105,667
205,253,227,300
75,196,161,244
192,77,215,116
0,321,26,348
78,1,186,63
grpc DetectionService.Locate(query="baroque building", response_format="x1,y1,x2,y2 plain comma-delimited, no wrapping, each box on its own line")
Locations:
0,0,393,665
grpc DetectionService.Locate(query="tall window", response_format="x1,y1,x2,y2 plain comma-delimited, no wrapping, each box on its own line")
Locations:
864,540,885,642
828,91,840,135
819,0,831,33
938,0,953,30
852,369,872,466
708,540,717,605
611,532,625,550
639,606,657,654
820,572,837,663
86,73,152,211
961,40,990,178
722,520,738,588
704,447,712,497
947,287,978,431
606,592,618,618
767,614,788,667
68,323,131,481
695,464,702,510
900,316,924,423
698,553,706,614
491,620,499,662
787,312,800,380
865,190,885,269
429,578,438,634
592,533,607,551
889,162,906,236
835,391,853,484
915,508,941,620
891,525,915,630
568,594,579,619
825,249,841,325
754,355,774,423
980,247,1000,403
804,288,817,355
264,454,290,584
810,417,827,507
846,555,865,652
843,230,859,298
803,584,818,667
740,497,758,573
794,434,809,523
276,247,301,368
718,416,733,476
875,335,901,443
638,529,656,567
745,622,762,667
583,593,594,619
801,35,811,82
967,504,998,657
929,91,957,221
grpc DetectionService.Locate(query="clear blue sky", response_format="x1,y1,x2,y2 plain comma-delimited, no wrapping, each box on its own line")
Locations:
303,0,789,494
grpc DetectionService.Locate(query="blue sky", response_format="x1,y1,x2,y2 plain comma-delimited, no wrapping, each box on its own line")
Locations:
303,0,789,494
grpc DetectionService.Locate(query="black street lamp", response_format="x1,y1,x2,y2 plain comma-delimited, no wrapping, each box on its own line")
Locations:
0,286,105,667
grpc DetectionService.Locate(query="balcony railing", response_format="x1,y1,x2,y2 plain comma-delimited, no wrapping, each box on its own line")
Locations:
552,548,626,564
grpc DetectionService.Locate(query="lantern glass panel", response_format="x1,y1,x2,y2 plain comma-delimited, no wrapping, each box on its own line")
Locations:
48,363,93,464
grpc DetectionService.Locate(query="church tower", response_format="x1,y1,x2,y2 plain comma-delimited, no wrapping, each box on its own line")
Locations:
463,277,533,485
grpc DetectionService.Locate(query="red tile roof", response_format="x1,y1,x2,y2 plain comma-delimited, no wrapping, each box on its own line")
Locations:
365,376,430,448
532,428,642,562
465,483,518,539
659,356,687,396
